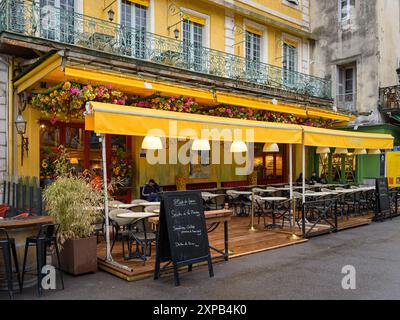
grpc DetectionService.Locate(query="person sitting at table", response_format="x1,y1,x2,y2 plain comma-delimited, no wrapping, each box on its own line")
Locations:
296,173,307,184
142,179,161,202
310,172,322,184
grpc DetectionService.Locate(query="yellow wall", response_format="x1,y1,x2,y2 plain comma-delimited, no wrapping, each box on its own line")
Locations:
81,0,304,67
387,151,400,187
131,136,248,197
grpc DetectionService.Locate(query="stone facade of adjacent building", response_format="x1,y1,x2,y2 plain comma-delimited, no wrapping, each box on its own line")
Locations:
310,0,400,125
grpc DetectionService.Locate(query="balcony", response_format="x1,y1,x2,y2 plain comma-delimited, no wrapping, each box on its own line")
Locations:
0,0,332,100
380,85,400,112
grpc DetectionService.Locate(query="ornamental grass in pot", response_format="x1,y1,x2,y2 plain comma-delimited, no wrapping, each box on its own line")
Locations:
43,148,104,275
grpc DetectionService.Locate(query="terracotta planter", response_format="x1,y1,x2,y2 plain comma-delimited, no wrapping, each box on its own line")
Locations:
56,237,97,275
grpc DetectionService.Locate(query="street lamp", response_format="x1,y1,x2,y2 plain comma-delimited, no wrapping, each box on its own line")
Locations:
174,27,180,40
107,8,115,22
15,113,29,166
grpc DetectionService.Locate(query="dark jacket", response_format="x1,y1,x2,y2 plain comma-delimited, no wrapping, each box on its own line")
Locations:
142,183,161,199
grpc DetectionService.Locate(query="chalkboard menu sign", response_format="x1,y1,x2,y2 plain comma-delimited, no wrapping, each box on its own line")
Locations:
375,177,391,221
154,191,214,286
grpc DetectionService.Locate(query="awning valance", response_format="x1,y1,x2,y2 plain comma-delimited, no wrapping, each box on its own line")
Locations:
303,126,394,150
85,102,303,144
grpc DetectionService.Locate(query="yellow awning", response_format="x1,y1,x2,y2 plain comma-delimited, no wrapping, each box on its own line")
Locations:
246,26,263,36
85,102,303,144
182,13,206,26
217,92,308,117
63,67,215,104
14,53,63,94
303,126,394,149
126,0,149,7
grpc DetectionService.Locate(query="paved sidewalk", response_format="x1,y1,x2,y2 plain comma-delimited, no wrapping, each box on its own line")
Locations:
3,218,400,300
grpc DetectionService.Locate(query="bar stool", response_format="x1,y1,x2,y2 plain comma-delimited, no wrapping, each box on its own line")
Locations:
0,228,22,300
21,223,64,296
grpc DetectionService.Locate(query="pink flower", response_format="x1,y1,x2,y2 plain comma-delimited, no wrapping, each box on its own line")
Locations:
106,84,113,90
137,101,146,107
170,96,176,101
50,117,57,125
70,87,79,95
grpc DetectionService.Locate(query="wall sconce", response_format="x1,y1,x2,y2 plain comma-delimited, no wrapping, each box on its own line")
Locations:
103,0,116,21
15,113,29,166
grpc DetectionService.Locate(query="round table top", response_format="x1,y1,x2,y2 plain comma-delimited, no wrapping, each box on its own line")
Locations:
253,189,278,193
116,212,158,219
259,197,288,201
304,192,332,197
109,203,138,209
153,209,160,214
138,202,161,206
230,191,253,195
0,215,54,229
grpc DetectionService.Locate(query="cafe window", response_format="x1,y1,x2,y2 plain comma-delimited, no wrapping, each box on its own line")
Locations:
253,144,285,184
121,0,148,58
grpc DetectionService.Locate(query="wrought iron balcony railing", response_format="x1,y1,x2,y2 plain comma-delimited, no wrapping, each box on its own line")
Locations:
0,0,332,99
380,85,400,112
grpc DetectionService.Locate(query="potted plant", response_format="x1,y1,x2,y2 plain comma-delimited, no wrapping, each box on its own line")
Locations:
43,149,103,275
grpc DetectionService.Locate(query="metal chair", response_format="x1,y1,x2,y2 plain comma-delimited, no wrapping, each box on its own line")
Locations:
127,217,157,264
0,228,21,299
21,223,64,296
205,194,227,211
108,209,134,259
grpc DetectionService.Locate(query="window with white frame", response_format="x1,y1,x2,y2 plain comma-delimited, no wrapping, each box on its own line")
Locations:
40,0,75,43
337,64,356,111
339,0,355,22
121,0,148,58
283,42,298,86
182,18,205,72
245,28,263,80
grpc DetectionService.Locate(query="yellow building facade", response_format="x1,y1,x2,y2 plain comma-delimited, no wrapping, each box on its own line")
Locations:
1,0,351,199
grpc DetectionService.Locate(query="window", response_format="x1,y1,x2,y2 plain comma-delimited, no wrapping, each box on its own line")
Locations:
183,18,205,72
40,0,75,43
283,42,298,87
245,30,261,77
337,64,356,111
340,0,355,22
121,0,148,58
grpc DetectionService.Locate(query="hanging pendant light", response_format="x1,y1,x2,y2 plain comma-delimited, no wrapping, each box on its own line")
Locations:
263,143,279,153
368,149,381,155
334,148,349,154
191,139,211,151
316,147,331,154
141,136,163,150
230,141,248,153
354,149,367,155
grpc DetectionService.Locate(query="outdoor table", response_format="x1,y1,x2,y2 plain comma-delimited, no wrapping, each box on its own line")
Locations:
153,209,160,214
201,192,219,201
259,197,288,229
109,203,139,209
138,202,161,207
117,212,158,219
149,209,232,261
0,215,54,289
252,188,278,195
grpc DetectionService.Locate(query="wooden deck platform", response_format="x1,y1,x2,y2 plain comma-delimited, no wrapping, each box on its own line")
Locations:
97,213,374,281
97,216,308,281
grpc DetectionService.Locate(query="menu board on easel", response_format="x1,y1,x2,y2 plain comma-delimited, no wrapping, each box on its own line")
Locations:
375,177,391,221
154,191,214,286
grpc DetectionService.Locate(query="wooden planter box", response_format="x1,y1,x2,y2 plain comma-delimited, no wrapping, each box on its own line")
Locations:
56,237,97,275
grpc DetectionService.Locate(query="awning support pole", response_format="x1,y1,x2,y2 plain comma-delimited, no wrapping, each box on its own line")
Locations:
101,134,112,262
289,144,300,240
